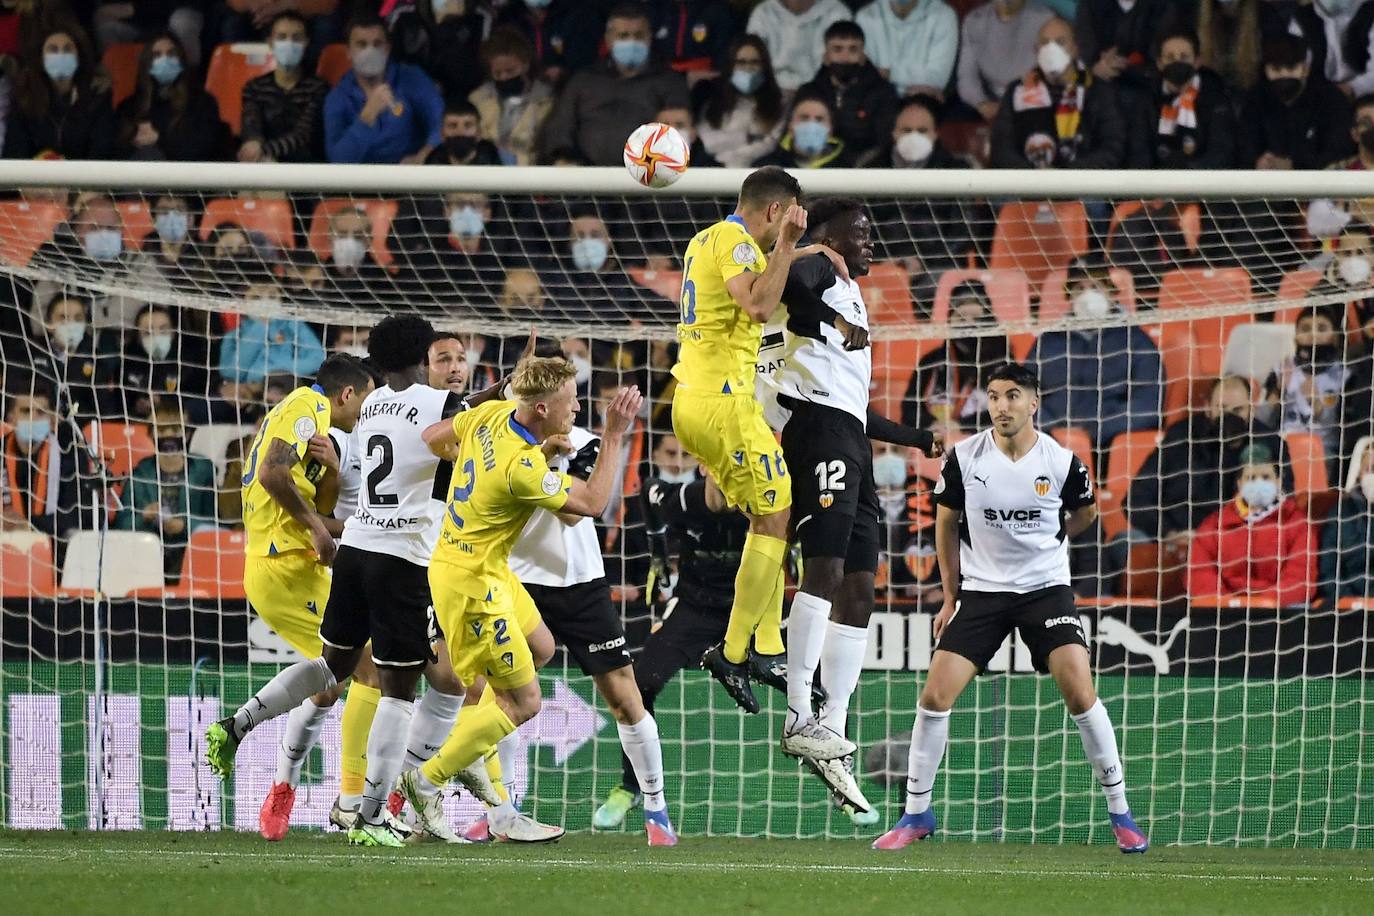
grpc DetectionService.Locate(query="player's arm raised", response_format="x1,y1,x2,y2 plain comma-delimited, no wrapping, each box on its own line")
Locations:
259,437,338,566
562,386,644,518
725,204,808,323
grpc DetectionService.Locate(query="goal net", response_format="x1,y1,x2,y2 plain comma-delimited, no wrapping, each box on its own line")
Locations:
0,161,1370,847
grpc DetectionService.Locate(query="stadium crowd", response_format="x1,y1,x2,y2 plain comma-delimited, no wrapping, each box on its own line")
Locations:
1,0,1374,610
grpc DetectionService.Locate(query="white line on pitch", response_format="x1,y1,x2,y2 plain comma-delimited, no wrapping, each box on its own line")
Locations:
0,846,1368,883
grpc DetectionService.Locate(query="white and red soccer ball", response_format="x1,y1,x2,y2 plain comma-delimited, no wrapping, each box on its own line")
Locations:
624,122,691,189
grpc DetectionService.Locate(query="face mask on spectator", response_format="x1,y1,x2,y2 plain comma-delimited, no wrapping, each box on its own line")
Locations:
1269,76,1303,104
873,453,908,490
155,209,189,243
793,120,830,156
1360,126,1374,155
731,70,762,95
332,236,367,268
250,296,283,313
1339,254,1372,286
15,418,51,446
1361,471,1374,502
157,435,184,454
572,237,609,271
1037,40,1072,77
1161,62,1195,88
142,332,173,359
828,61,860,83
611,40,649,71
44,50,78,82
272,39,305,69
525,0,552,7
1241,478,1278,510
352,46,388,79
658,467,697,485
895,131,933,166
1072,288,1112,320
341,345,369,359
449,206,485,238
570,353,591,387
445,136,477,160
53,320,86,350
150,55,183,85
495,75,526,98
83,228,122,261
1295,343,1340,367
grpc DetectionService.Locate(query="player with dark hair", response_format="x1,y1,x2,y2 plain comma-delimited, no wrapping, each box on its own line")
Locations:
758,196,940,819
874,362,1148,854
670,165,850,715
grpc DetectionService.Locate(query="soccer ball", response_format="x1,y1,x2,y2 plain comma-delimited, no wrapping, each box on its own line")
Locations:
624,122,691,189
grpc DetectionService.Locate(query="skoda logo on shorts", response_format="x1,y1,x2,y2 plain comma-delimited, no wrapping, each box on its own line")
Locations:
1034,475,1051,497
819,491,834,509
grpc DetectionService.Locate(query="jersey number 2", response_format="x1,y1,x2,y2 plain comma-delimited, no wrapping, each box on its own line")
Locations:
446,459,476,529
365,435,398,507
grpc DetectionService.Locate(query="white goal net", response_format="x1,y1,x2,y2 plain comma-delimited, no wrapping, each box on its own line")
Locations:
0,161,1370,846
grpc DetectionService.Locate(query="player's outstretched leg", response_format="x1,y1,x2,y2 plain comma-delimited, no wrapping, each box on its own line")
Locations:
206,656,339,779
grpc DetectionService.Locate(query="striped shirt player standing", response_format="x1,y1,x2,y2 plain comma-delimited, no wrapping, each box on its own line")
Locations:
873,362,1149,854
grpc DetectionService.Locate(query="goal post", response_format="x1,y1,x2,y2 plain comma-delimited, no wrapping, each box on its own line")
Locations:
0,161,1370,847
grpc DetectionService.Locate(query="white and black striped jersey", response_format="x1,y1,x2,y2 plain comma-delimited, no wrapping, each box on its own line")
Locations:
340,383,462,566
508,426,606,587
756,253,871,429
933,429,1094,594
328,427,362,524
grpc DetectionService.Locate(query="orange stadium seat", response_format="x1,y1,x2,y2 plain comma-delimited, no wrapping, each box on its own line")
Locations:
862,261,934,379
102,42,144,108
316,43,351,85
0,200,66,266
1141,320,1202,425
1284,432,1329,493
1037,267,1137,321
932,268,1031,325
166,530,247,599
117,200,155,250
1051,427,1095,480
205,43,275,136
1099,429,1162,539
83,422,155,481
200,197,295,250
308,198,397,267
989,201,1088,291
0,533,56,598
1157,268,1252,374
1107,200,1201,253
628,267,682,303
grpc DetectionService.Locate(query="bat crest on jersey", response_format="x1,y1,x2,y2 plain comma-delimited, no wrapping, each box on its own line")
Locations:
1034,475,1051,497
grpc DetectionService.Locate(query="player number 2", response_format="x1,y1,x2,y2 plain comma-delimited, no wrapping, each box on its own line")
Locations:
446,458,476,528
814,459,846,491
679,256,696,325
365,434,399,507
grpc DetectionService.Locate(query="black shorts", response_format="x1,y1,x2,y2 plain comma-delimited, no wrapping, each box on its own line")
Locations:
936,585,1086,674
781,399,880,575
527,578,631,676
320,545,433,668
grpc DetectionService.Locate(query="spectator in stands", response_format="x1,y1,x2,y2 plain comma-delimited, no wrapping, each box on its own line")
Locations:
693,34,787,168
115,33,228,162
425,98,502,166
855,0,959,100
108,303,209,421
1073,0,1188,98
746,0,850,92
469,28,555,166
495,0,605,86
1198,0,1263,92
1239,33,1355,171
751,88,852,168
858,92,964,168
323,12,445,164
4,17,113,160
901,280,1007,433
1032,256,1162,454
541,212,673,322
1312,0,1374,97
386,0,487,106
319,205,398,306
499,268,546,322
1320,444,1374,603
93,2,204,65
328,324,369,358
402,191,508,312
28,292,107,424
1128,30,1237,170
1310,223,1374,352
990,16,1126,169
1126,375,1289,555
796,21,898,159
647,0,736,73
1187,443,1316,607
217,274,325,383
1258,304,1357,482
113,404,217,578
126,193,205,293
1305,96,1374,248
187,375,266,428
220,0,342,47
655,104,720,167
537,4,689,166
27,194,144,334
1106,199,1198,297
0,386,80,542
958,0,1057,122
238,11,329,164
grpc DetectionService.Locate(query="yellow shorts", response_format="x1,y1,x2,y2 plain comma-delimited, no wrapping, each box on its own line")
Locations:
672,386,791,515
244,550,330,657
430,563,536,691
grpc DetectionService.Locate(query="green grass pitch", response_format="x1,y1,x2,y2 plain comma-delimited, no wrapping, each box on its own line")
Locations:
1,831,1372,916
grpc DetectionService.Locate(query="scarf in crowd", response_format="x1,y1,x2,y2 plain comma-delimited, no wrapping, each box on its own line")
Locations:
4,433,57,518
1157,73,1201,136
1013,65,1088,144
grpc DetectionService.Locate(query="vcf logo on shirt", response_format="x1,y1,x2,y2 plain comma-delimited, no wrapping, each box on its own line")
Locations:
1034,475,1051,497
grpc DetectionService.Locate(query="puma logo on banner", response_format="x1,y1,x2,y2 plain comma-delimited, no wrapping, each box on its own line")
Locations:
1096,616,1189,675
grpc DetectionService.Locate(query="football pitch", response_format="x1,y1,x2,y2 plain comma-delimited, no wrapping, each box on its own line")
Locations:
1,831,1371,916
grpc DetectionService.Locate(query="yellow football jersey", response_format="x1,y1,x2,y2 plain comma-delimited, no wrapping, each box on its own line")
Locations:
431,399,573,600
241,385,332,557
671,215,767,394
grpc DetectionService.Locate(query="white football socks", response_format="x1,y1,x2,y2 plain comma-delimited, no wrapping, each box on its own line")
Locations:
818,620,869,736
275,698,329,787
358,697,414,825
617,713,667,813
232,656,335,740
1072,700,1130,815
785,592,831,731
402,687,465,770
904,706,951,816
496,730,521,806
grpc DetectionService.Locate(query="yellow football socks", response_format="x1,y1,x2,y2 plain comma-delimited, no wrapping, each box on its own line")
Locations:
723,532,787,663
338,681,381,798
421,695,517,788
